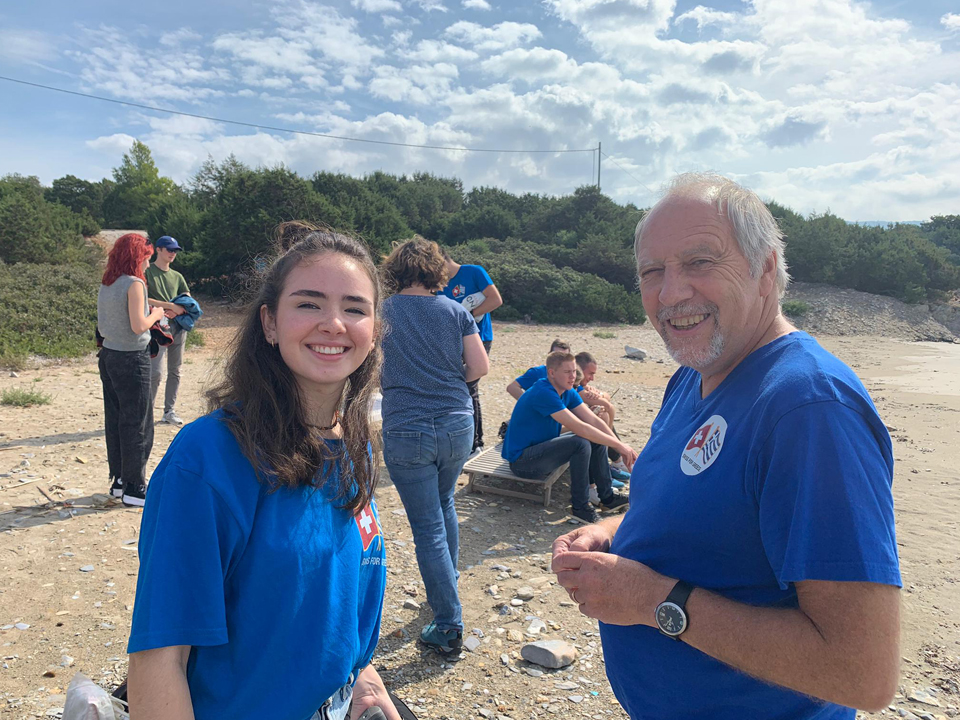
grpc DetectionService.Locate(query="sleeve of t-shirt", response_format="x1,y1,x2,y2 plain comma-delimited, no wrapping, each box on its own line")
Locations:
178,272,190,296
127,463,246,653
527,387,568,417
456,303,479,337
516,367,542,390
755,401,901,590
564,390,584,411
471,265,493,290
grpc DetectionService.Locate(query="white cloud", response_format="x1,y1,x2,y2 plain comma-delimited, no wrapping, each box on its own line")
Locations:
352,0,403,12
942,13,960,32
159,28,202,46
0,29,58,65
407,39,479,62
675,6,738,31
369,63,460,104
445,20,541,51
463,0,492,9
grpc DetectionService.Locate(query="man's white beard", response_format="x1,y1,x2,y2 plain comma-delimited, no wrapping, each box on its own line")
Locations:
657,302,724,371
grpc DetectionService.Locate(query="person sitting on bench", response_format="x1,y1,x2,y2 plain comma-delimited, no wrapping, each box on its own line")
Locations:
506,339,570,400
501,350,637,523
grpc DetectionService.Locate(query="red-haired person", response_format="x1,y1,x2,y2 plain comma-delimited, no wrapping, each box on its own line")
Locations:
97,233,165,506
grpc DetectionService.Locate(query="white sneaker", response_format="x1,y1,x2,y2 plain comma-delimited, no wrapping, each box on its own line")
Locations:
162,410,184,426
588,486,600,505
610,458,629,473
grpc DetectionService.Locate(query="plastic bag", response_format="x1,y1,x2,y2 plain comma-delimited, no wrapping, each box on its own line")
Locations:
62,672,117,720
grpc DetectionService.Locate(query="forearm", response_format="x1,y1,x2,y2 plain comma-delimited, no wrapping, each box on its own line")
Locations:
149,299,178,310
677,587,898,711
569,418,620,447
128,649,195,720
506,382,523,400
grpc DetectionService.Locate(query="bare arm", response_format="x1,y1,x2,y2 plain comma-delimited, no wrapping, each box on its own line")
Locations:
553,548,901,712
506,380,524,400
472,283,503,318
128,645,194,720
349,664,401,720
571,403,615,438
463,333,490,383
128,283,165,335
550,408,635,466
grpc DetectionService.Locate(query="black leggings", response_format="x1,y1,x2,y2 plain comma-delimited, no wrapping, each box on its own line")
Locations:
465,340,492,451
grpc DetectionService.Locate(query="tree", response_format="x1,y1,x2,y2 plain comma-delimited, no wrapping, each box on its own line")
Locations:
45,175,111,227
102,140,176,228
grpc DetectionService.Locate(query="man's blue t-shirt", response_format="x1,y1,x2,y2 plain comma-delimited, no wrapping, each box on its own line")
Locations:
601,332,900,720
515,365,547,390
502,378,582,461
128,412,387,720
381,294,477,431
441,264,494,342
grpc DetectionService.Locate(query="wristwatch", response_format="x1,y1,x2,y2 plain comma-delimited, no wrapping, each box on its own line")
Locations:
655,580,694,640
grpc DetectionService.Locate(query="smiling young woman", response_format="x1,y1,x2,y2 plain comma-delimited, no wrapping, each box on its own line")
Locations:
125,222,400,720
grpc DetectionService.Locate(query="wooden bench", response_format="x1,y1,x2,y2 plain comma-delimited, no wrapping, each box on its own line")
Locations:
463,443,568,507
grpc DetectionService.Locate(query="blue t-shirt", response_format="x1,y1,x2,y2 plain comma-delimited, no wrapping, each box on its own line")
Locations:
128,412,387,720
515,365,547,390
381,294,477,431
502,378,583,461
601,332,900,720
441,264,494,342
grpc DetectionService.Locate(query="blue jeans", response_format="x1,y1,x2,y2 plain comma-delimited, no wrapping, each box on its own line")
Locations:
383,413,474,632
510,434,613,511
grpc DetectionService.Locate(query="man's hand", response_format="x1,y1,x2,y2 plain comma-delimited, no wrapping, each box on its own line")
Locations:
350,665,400,720
553,550,673,626
616,444,638,470
552,523,615,557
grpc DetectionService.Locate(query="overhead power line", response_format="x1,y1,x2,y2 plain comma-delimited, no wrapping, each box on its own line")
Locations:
599,149,655,195
0,75,596,155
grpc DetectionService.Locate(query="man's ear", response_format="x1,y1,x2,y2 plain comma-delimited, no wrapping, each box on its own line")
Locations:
260,304,277,345
759,252,778,298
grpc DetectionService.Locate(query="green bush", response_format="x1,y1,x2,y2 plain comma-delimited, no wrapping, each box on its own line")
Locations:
0,261,99,366
781,300,811,317
1,386,52,407
594,330,616,339
185,329,206,349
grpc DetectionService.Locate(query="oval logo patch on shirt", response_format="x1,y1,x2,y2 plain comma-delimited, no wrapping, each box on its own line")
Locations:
680,415,727,476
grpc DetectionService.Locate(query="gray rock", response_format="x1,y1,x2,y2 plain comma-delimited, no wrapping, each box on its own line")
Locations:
526,619,547,635
14,623,30,630
522,666,543,677
515,587,536,601
907,689,940,708
510,598,524,607
402,599,421,610
79,565,94,572
568,696,584,704
624,346,647,360
554,681,579,691
463,636,481,652
521,640,578,669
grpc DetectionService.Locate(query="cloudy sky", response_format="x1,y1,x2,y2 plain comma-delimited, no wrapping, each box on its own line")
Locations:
1,0,958,221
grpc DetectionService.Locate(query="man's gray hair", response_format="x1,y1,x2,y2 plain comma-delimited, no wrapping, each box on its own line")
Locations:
634,172,790,298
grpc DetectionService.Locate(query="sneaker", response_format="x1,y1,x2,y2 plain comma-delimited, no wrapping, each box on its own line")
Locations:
109,477,123,499
162,410,184,426
571,505,600,524
122,481,147,507
588,486,600,505
610,467,631,482
420,622,463,655
599,491,629,512
610,458,629,474
611,478,625,490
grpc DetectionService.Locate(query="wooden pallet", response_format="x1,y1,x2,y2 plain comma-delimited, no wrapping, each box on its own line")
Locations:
463,443,568,507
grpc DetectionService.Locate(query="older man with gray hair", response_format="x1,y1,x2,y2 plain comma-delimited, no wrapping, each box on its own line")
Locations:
552,173,901,719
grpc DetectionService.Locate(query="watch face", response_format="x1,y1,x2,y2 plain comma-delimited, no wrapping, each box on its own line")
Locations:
656,602,687,636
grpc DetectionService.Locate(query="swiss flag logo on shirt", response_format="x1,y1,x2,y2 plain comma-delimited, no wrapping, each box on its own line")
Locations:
686,424,713,451
354,504,381,551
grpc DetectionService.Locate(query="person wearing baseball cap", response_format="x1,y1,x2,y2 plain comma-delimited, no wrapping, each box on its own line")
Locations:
145,236,190,426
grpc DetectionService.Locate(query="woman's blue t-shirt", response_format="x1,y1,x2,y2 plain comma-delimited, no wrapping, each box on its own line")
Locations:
127,412,387,720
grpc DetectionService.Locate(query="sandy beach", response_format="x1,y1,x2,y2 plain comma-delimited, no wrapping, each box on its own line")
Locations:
0,308,957,719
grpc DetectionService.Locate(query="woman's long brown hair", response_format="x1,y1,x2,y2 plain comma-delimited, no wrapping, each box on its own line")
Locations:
206,222,383,513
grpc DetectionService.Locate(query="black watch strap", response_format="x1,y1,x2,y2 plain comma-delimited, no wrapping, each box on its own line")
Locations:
666,579,694,608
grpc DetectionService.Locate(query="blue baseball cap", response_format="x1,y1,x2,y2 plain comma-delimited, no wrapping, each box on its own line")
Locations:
155,236,183,251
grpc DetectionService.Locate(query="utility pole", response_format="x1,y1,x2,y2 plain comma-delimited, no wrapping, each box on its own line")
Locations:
597,142,601,190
